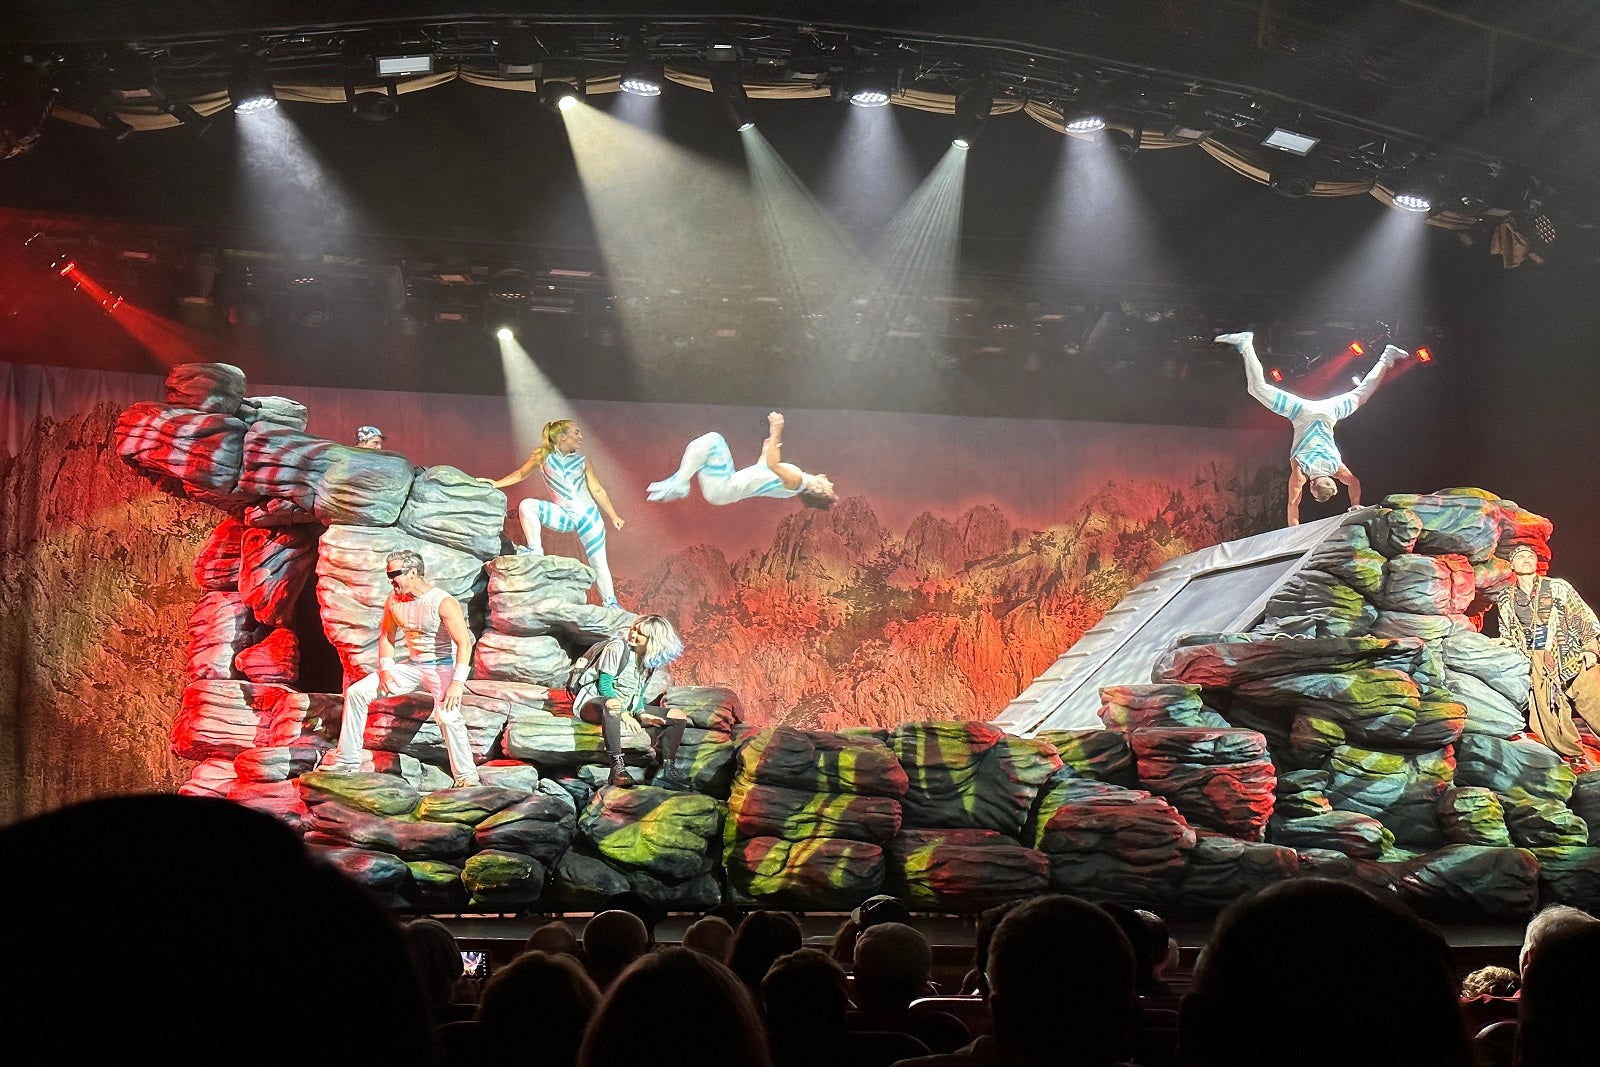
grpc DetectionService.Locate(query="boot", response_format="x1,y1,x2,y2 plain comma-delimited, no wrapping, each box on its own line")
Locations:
608,752,633,788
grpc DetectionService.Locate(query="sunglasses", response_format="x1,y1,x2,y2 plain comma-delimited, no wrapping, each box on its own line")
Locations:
386,569,409,579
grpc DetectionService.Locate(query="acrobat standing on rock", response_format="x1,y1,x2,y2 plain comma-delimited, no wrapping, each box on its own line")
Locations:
1215,330,1408,526
647,411,837,510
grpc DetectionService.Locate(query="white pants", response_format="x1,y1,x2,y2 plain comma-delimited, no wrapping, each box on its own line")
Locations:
329,662,477,782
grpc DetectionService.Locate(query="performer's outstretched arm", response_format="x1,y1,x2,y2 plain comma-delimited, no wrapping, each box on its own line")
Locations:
762,411,806,491
488,452,540,489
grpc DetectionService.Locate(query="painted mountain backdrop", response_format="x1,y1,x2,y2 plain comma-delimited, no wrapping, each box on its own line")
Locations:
622,464,1282,728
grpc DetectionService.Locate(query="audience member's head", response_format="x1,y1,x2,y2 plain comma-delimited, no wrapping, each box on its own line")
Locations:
1517,903,1598,975
986,894,1136,1067
579,947,772,1067
762,948,851,1032
0,794,433,1061
477,950,601,1065
852,921,934,1012
524,919,580,958
828,916,860,969
727,908,804,993
582,909,651,989
1182,878,1470,1067
1516,919,1600,1067
1460,964,1520,1000
1103,902,1176,993
963,898,1023,996
681,915,737,962
851,893,913,935
598,890,660,942
401,917,467,1020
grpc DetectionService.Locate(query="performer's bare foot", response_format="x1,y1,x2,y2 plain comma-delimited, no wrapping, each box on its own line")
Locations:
1214,331,1253,348
1380,343,1409,362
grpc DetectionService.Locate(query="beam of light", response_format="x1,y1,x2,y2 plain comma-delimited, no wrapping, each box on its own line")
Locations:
818,102,920,237
495,329,577,455
109,301,222,367
1030,132,1176,288
830,144,968,408
561,99,776,388
233,106,364,245
739,125,862,375
1297,201,1432,389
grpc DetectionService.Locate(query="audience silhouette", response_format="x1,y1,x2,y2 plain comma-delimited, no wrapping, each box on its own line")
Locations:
437,949,601,1067
1514,908,1600,1067
1179,877,1471,1067
581,909,652,990
764,947,930,1067
727,908,804,996
579,946,772,1067
681,914,737,962
0,794,435,1062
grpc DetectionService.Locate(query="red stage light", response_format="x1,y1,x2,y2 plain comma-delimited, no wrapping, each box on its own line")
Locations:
1348,341,1365,355
1415,346,1433,363
58,260,77,276
1269,367,1284,382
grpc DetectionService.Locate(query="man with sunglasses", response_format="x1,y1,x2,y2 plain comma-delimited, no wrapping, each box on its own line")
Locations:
322,549,482,787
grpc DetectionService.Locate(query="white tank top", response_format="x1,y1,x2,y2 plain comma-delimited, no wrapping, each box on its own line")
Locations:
389,585,456,665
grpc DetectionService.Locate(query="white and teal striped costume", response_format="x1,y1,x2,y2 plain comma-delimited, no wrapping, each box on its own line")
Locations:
520,450,618,608
647,432,803,505
1243,344,1399,478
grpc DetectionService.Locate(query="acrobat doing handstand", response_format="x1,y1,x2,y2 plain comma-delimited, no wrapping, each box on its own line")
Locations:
647,411,838,510
1215,330,1408,526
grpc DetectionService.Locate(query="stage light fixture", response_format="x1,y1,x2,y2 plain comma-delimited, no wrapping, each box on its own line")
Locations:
290,284,329,327
952,83,994,149
495,325,515,340
375,51,434,78
710,67,755,131
620,42,664,97
344,72,399,121
1348,341,1365,355
1392,191,1432,213
1104,126,1141,160
159,93,211,130
1415,346,1433,363
538,80,582,111
1062,104,1106,134
85,96,135,142
845,71,893,108
1262,126,1320,155
1268,367,1285,383
228,52,277,114
495,26,545,77
180,250,217,306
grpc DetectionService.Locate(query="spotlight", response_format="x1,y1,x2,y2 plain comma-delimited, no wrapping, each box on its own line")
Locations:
1269,170,1316,199
1268,366,1284,382
620,42,664,97
495,325,515,340
845,71,894,108
1062,104,1105,134
1392,191,1432,213
1347,341,1365,355
290,285,329,327
952,82,993,149
159,93,211,130
228,52,277,114
538,80,582,111
710,66,754,131
1415,346,1433,363
1104,126,1141,160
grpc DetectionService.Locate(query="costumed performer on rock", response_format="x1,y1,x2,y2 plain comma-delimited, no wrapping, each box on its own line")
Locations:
323,549,481,787
486,418,626,609
568,614,688,788
1490,543,1600,771
1215,330,1408,526
646,411,837,510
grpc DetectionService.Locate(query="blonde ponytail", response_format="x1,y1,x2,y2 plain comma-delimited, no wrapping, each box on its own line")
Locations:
531,419,574,466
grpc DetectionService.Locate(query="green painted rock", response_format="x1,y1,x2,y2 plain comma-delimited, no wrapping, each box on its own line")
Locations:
886,828,1050,913
737,727,908,797
724,835,884,909
579,786,722,882
304,802,473,861
1035,728,1135,785
1325,744,1454,849
1175,833,1300,913
727,780,901,842
1456,735,1576,802
473,792,578,864
1528,846,1600,911
298,770,420,817
1437,786,1511,847
1397,844,1539,919
1268,809,1394,858
1502,796,1588,849
461,848,545,907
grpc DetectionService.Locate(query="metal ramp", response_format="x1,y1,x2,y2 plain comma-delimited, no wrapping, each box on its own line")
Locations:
992,510,1366,736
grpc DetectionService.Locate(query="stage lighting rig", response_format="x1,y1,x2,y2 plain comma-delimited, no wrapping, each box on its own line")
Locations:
1104,126,1141,160
1061,102,1106,134
538,80,583,111
1262,126,1320,156
842,70,894,107
494,25,545,78
710,66,754,131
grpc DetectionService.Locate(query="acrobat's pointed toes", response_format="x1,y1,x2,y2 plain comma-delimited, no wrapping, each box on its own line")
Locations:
1214,331,1252,347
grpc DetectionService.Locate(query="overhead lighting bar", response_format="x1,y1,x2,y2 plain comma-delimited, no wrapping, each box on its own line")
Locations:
375,52,434,77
